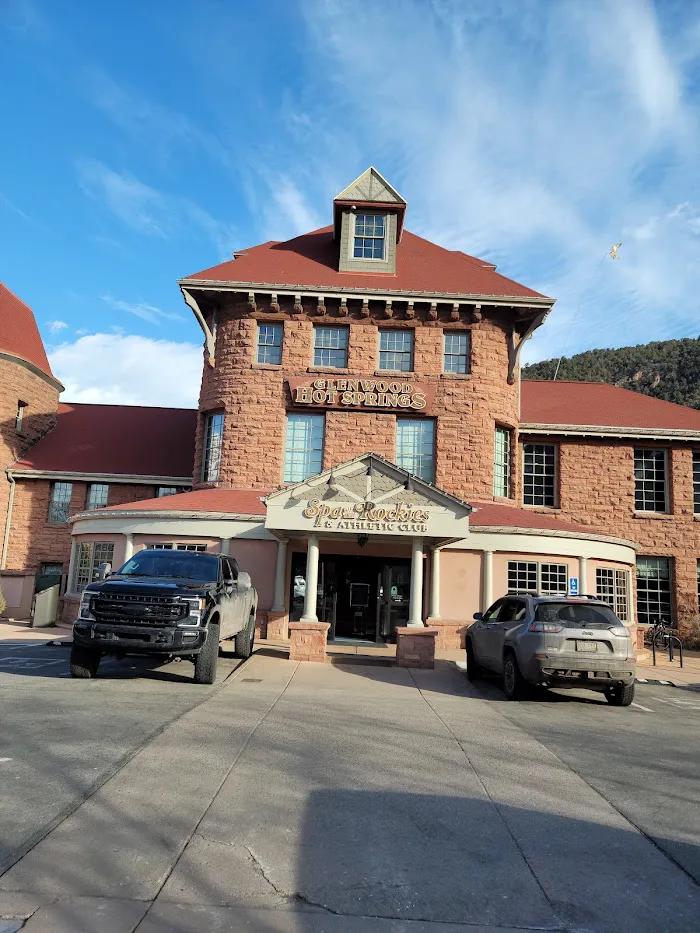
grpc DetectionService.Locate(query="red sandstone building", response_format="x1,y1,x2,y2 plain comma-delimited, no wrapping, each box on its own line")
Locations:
2,168,700,648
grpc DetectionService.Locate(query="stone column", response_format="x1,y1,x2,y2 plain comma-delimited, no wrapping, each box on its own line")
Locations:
67,539,78,593
301,534,319,623
429,547,441,620
482,549,494,612
272,539,288,612
578,555,588,595
123,534,134,563
408,536,424,627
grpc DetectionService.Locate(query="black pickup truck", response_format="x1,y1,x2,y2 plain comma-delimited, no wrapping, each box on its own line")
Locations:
71,548,258,684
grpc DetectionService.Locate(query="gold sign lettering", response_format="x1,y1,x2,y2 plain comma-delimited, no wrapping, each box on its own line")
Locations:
302,499,429,533
292,378,429,411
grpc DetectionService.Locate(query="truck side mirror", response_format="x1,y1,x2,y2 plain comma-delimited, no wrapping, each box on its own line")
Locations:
236,571,252,590
95,562,112,581
473,611,483,622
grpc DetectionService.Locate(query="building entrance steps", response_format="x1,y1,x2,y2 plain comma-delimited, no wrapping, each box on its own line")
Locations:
2,651,700,932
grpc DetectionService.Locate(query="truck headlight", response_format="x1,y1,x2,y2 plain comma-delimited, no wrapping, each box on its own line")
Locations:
179,597,205,627
78,592,95,621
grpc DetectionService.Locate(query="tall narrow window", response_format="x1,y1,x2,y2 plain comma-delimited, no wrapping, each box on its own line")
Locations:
73,542,114,592
443,332,470,374
493,427,512,498
523,443,557,507
636,557,671,626
634,448,668,512
86,483,109,510
257,323,283,365
353,213,385,259
313,326,349,368
396,419,435,482
379,330,413,371
202,413,224,483
48,482,72,524
693,451,700,514
15,400,26,433
284,414,324,483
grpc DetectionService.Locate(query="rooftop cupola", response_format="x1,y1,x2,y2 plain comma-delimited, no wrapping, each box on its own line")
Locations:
334,167,406,275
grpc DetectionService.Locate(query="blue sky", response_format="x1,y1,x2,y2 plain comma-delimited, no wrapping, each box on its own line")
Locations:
1,0,699,407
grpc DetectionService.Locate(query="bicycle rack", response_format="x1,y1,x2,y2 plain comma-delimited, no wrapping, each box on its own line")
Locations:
650,625,684,669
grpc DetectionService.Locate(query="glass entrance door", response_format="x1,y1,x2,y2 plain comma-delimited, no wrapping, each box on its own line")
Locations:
377,563,410,640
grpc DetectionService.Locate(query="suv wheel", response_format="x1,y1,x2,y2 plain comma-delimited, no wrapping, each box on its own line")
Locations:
234,611,256,660
605,682,635,707
70,645,101,679
503,651,526,701
465,641,483,681
193,623,219,684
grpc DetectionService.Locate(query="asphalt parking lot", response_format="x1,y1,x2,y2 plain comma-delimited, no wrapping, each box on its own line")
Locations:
0,638,242,874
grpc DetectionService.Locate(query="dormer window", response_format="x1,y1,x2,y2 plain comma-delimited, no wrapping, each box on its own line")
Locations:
353,213,385,260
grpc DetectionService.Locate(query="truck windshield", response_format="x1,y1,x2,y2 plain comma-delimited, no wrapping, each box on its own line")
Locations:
534,602,620,629
117,551,219,583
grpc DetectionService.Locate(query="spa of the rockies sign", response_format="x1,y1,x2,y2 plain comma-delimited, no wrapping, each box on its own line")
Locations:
288,377,435,412
303,498,430,533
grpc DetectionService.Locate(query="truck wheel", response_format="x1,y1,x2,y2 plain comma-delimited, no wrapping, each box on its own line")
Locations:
503,650,527,701
605,682,635,707
465,641,483,680
193,623,219,684
70,645,101,679
234,611,256,660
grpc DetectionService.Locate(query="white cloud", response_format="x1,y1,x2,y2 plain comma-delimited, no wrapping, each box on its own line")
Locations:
101,295,183,325
76,160,237,257
49,334,202,407
45,320,68,334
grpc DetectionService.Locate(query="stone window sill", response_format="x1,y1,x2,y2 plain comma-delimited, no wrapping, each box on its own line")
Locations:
440,372,471,380
522,504,562,513
251,363,282,371
492,495,516,505
307,366,349,375
633,511,674,520
374,370,415,377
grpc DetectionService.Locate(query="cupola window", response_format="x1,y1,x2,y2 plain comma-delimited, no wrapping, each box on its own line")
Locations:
353,213,385,259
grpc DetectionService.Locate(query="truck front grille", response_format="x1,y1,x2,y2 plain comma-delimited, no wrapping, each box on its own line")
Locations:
92,592,187,625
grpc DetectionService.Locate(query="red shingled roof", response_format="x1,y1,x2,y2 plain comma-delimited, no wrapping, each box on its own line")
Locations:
521,381,700,431
469,501,603,534
14,403,197,477
184,228,547,300
103,487,269,515
0,281,55,379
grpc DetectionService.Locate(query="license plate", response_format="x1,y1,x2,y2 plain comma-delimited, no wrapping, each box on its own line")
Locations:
575,640,598,652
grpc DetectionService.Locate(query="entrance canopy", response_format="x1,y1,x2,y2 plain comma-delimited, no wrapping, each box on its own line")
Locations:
264,453,471,546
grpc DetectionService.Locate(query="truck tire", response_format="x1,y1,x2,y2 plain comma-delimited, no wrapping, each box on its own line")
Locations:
193,623,219,685
234,610,256,660
70,645,101,679
465,641,483,680
605,682,635,707
503,650,527,701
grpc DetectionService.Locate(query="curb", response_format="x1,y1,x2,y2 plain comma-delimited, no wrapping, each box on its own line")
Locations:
636,676,700,692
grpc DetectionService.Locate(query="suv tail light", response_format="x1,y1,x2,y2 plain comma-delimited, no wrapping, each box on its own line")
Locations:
528,622,563,633
608,626,630,637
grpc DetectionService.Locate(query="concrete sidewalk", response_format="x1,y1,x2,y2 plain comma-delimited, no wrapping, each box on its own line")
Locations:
0,652,698,932
0,619,71,644
636,648,700,688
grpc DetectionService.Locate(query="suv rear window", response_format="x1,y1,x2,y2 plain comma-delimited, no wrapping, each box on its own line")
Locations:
534,601,619,629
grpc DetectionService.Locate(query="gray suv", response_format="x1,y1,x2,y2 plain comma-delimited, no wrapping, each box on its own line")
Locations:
466,594,636,705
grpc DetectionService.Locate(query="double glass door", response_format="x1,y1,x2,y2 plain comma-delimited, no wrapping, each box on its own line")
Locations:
289,553,411,643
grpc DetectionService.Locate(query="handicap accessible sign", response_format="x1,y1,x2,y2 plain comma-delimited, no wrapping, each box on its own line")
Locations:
568,577,579,595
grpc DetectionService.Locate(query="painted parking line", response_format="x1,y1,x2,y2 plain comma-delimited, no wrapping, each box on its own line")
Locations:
631,701,654,712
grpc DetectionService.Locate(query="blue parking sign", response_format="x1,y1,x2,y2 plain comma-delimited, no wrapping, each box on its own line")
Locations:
568,577,579,595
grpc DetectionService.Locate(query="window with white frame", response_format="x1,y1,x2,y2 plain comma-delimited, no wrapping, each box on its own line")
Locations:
507,561,568,595
636,557,671,626
73,542,114,592
86,483,109,510
202,412,224,483
596,567,630,622
493,427,512,498
523,443,557,507
257,323,283,365
379,330,413,372
693,451,700,514
396,419,435,482
284,413,324,483
150,543,173,549
176,544,207,552
634,448,668,512
48,482,72,524
157,487,178,497
353,213,385,259
313,326,348,368
443,332,470,374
